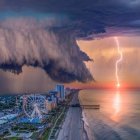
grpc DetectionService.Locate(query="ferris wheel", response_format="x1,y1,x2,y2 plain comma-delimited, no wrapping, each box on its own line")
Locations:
22,94,47,120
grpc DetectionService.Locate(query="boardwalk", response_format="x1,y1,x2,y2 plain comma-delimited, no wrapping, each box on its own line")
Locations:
81,105,100,109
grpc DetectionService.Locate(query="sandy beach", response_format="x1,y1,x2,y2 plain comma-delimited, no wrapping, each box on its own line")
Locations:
57,92,88,140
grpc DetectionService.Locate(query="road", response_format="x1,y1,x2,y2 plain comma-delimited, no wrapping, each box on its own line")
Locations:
0,113,23,135
57,92,88,140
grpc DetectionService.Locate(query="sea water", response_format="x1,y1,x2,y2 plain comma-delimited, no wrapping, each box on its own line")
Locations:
79,89,140,140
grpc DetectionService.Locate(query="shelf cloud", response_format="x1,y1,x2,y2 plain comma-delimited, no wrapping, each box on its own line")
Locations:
0,18,93,83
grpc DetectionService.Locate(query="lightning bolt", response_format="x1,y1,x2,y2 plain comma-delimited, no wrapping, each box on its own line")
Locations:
114,37,123,88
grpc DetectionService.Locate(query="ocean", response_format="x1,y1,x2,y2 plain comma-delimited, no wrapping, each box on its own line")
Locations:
79,89,140,140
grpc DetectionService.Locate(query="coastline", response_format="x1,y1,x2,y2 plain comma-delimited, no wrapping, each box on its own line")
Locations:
81,111,90,140
79,92,94,140
79,93,90,140
57,91,89,140
79,92,89,140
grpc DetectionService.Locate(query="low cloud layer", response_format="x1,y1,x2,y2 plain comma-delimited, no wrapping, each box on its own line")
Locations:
0,66,56,94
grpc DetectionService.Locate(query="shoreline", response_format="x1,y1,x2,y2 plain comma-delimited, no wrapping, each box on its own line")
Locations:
57,91,89,140
81,112,89,140
79,94,89,140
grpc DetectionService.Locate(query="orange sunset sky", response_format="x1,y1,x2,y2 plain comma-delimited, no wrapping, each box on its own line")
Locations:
67,36,140,89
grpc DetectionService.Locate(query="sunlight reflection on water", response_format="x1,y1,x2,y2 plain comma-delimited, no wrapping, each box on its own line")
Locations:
111,91,121,121
79,89,140,128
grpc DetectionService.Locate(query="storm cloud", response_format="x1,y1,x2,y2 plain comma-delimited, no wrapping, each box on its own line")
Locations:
0,18,93,83
0,0,140,36
0,0,140,83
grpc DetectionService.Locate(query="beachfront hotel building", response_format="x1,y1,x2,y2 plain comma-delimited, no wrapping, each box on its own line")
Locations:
49,91,58,105
55,84,65,101
46,91,58,112
45,84,66,112
45,99,52,112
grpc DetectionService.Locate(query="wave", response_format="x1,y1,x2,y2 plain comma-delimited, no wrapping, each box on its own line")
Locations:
82,109,94,140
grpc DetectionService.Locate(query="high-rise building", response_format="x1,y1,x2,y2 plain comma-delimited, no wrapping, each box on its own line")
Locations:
55,84,65,100
49,91,59,105
45,98,52,112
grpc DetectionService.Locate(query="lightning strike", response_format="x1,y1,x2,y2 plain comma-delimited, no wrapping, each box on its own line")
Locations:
114,37,123,88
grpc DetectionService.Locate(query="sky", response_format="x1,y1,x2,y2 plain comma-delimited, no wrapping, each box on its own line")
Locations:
0,0,140,93
77,36,140,88
1,36,140,92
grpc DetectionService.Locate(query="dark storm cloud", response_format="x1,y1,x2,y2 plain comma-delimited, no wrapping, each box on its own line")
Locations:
0,0,140,35
0,0,140,83
0,0,140,36
0,19,93,83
